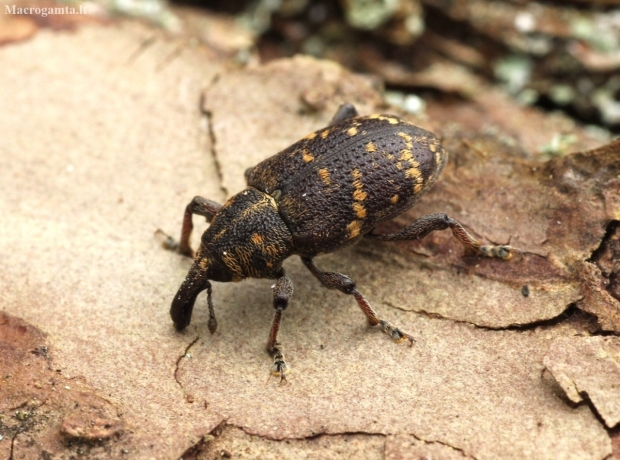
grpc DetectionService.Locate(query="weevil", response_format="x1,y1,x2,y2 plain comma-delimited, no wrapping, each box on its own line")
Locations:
167,104,515,381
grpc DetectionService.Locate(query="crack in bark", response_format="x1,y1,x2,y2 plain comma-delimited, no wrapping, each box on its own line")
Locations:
176,421,228,459
123,36,156,66
588,220,620,263
592,329,620,337
407,432,478,459
174,335,199,388
203,109,226,195
550,370,620,430
385,301,592,332
587,220,620,303
8,399,46,412
577,389,611,429
8,430,18,460
182,421,479,460
156,42,184,73
201,74,228,199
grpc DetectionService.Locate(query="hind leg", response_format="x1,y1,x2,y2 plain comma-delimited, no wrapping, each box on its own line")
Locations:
301,257,414,344
366,213,515,260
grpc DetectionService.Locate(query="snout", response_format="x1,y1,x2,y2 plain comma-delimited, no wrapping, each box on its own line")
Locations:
170,262,209,331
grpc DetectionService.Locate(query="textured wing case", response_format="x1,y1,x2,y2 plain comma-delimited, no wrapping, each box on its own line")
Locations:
246,115,447,256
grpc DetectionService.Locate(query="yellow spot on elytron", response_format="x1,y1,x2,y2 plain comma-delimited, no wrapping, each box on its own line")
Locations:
251,233,263,245
365,142,377,153
321,129,331,139
414,183,423,194
398,132,413,150
353,202,367,218
351,167,367,202
347,126,358,136
305,132,317,140
302,150,314,163
346,220,362,239
399,135,421,168
199,257,209,269
400,149,413,162
390,195,399,204
429,142,437,153
396,162,403,170
353,189,367,201
387,153,394,161
318,168,331,185
369,114,400,125
405,167,422,181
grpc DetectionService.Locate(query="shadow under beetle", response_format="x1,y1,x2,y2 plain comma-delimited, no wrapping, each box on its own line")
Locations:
167,104,515,381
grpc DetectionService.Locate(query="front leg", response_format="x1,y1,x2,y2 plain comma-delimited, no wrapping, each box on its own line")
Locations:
267,270,294,382
366,213,515,260
163,196,222,258
301,257,414,344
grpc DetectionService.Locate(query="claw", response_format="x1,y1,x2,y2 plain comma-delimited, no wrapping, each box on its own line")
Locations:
478,244,516,260
270,344,288,383
159,232,194,258
271,363,288,384
162,236,179,251
155,229,181,252
379,320,415,346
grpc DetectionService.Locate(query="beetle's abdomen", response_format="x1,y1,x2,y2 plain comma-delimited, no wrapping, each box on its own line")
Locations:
247,115,447,256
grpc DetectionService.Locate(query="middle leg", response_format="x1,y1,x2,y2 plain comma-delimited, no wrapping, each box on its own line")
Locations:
301,257,414,344
267,269,294,382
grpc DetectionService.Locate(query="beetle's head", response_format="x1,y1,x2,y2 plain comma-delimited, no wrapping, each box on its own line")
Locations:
170,187,294,332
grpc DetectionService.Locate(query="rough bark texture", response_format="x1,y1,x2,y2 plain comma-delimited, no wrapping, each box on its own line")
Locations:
544,336,620,429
